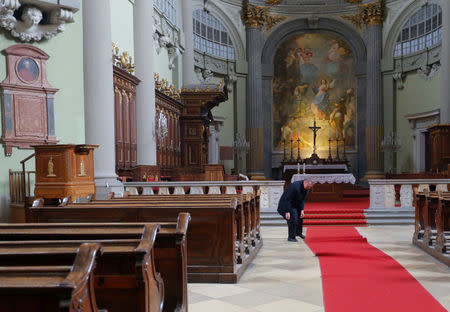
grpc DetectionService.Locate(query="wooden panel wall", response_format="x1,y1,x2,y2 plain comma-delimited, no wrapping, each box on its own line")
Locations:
155,90,183,178
113,67,140,177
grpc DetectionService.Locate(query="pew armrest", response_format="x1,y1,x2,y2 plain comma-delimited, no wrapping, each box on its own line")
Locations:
176,213,191,235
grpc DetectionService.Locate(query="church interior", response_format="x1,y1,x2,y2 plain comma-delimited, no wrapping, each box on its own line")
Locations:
0,0,449,311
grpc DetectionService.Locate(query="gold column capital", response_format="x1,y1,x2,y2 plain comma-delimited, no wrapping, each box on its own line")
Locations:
342,0,385,29
242,3,269,29
241,3,286,31
265,0,283,5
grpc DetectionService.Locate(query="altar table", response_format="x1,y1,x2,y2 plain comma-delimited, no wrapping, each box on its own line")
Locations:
291,173,356,202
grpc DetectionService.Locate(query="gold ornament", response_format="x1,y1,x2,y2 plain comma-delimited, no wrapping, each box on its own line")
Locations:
112,43,135,74
47,157,56,177
342,0,385,28
265,0,283,5
79,159,87,177
242,4,268,29
242,3,285,31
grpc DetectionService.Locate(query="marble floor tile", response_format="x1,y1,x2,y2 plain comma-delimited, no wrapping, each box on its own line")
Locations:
187,225,449,311
253,298,323,312
188,299,255,312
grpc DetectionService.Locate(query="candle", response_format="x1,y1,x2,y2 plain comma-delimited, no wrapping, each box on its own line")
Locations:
303,162,306,175
297,162,300,173
297,130,300,140
335,131,338,140
329,128,331,139
283,128,286,139
343,131,346,140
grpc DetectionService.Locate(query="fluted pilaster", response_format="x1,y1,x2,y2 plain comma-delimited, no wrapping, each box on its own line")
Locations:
246,27,265,178
440,1,450,124
365,22,384,178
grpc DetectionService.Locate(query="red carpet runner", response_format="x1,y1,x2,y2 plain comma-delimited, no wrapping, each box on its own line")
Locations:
306,227,447,312
304,198,369,226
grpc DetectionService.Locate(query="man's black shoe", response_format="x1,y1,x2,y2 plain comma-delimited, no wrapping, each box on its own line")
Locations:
297,234,305,239
287,238,298,242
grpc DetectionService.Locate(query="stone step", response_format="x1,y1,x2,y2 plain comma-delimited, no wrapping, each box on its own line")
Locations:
365,213,415,219
366,219,415,225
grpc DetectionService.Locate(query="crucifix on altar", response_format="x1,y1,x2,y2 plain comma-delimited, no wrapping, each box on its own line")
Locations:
308,119,321,163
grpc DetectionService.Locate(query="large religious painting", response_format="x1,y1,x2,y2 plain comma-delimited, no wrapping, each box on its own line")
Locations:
273,33,357,157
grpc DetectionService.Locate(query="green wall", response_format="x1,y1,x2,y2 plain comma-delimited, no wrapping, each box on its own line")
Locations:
111,0,134,58
395,70,441,173
154,48,174,86
210,79,235,174
0,7,85,221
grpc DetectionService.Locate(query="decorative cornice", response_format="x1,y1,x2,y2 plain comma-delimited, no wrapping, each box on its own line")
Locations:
241,3,286,30
342,0,385,29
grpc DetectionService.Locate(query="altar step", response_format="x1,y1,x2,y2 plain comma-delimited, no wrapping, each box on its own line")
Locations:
364,209,415,225
260,212,367,227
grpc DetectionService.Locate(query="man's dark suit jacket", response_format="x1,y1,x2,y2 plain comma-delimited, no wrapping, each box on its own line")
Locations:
277,180,309,216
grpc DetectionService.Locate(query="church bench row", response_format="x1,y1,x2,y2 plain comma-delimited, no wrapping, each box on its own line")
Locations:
413,190,450,266
0,242,101,312
73,192,261,252
29,194,262,283
1,215,190,312
68,192,261,267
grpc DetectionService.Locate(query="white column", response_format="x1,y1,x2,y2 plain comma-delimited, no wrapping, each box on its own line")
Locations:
181,0,195,85
83,0,123,198
208,125,219,164
134,0,156,165
208,117,226,164
440,0,450,124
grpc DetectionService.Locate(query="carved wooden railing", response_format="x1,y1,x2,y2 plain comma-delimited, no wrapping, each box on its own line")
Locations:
9,153,36,204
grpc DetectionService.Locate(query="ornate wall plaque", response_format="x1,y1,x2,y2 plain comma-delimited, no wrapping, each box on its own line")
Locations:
1,44,58,156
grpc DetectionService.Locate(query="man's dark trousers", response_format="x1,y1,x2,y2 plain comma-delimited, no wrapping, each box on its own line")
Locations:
285,208,303,239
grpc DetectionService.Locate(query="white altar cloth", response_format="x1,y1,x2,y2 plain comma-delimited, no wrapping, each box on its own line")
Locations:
291,173,356,184
283,164,348,172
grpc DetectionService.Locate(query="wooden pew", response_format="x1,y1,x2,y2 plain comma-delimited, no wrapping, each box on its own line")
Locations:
434,192,449,253
413,190,428,243
413,190,450,266
66,193,261,266
29,198,260,283
0,215,190,312
0,243,101,312
71,192,261,254
423,190,439,247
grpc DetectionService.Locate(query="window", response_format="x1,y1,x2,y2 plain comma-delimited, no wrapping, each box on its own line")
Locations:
394,4,442,57
154,0,176,26
193,9,236,60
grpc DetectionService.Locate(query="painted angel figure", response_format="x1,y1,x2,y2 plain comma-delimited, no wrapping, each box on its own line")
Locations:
311,79,335,120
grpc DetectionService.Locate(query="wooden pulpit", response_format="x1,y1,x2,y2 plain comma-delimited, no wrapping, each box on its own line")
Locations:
34,144,98,200
179,83,228,175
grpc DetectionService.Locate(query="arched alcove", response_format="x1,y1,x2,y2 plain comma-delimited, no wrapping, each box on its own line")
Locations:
260,18,367,179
